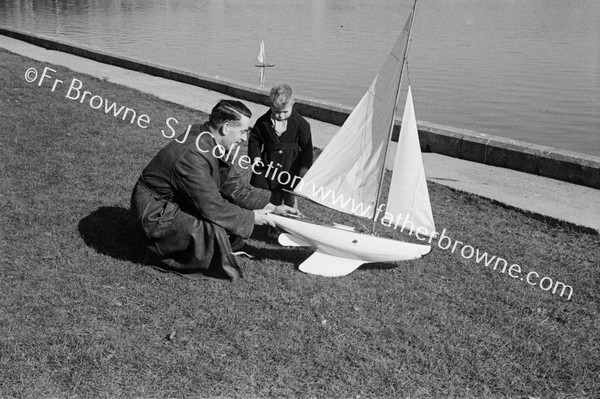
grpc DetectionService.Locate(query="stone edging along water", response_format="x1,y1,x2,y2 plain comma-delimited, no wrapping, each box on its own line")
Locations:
2,27,599,189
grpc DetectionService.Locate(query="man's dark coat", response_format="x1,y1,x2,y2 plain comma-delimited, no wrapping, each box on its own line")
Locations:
131,123,268,279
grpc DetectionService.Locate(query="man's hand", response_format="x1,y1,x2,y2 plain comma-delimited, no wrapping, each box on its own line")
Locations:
273,205,302,218
253,209,276,227
256,204,302,228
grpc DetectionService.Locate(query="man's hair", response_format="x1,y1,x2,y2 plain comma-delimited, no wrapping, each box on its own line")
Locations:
209,99,252,127
269,84,293,109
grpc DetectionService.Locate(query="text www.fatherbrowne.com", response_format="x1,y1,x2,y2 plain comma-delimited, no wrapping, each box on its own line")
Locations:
433,229,573,300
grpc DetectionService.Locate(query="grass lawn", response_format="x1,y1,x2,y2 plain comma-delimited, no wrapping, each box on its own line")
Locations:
1,48,599,398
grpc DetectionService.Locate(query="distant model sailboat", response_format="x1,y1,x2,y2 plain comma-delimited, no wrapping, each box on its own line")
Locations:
267,0,436,277
255,40,275,67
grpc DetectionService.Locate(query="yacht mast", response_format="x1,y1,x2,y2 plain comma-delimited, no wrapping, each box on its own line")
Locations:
371,0,418,234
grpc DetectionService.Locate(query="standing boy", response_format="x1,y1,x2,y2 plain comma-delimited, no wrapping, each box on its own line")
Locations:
248,84,313,207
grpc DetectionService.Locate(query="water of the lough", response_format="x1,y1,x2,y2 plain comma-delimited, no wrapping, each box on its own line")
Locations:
1,0,598,157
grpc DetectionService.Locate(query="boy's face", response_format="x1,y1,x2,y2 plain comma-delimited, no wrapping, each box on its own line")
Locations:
271,101,293,122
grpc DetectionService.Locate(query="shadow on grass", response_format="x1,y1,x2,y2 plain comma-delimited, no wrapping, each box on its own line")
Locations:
247,225,311,266
78,206,147,264
246,243,312,263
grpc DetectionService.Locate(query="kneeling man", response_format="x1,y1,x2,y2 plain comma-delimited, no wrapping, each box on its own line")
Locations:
131,99,298,279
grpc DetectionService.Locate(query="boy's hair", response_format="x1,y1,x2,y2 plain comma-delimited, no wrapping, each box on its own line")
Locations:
209,99,252,127
269,84,294,109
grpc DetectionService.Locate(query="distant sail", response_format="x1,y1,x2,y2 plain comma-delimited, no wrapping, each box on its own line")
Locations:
386,87,436,238
257,40,265,64
294,15,413,219
256,40,274,67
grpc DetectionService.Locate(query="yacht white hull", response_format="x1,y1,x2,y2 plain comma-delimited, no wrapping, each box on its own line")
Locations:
267,214,431,277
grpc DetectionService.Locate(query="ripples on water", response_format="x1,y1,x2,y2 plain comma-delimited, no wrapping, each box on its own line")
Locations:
0,0,598,156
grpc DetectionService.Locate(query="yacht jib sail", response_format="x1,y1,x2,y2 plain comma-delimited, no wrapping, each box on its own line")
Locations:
386,86,436,238
255,40,275,67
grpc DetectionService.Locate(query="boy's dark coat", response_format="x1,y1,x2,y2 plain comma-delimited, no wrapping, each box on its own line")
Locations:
248,108,313,190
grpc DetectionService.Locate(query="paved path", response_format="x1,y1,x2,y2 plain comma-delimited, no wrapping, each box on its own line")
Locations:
1,34,598,233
